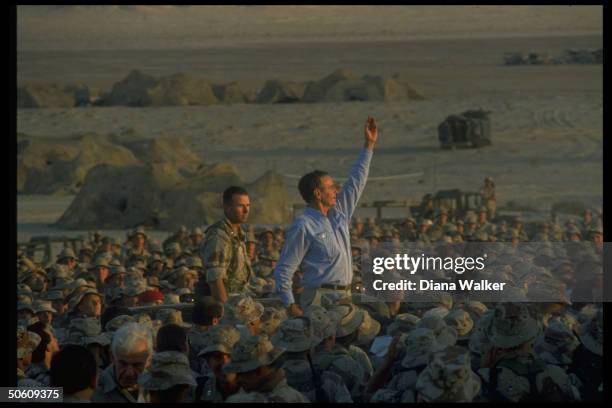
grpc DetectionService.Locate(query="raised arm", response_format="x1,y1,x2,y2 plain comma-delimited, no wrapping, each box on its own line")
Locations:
335,117,378,218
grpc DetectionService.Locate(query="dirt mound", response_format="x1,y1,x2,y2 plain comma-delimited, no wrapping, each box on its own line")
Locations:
55,163,290,230
303,69,425,102
117,137,203,174
17,134,141,195
100,70,158,106
212,82,249,104
255,80,308,103
17,84,76,108
146,73,218,106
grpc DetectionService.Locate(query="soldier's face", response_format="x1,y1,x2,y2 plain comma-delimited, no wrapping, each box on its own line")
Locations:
206,352,231,377
36,311,53,325
112,340,150,389
224,194,250,224
52,300,65,315
439,214,448,224
96,266,110,284
132,235,145,249
78,294,103,317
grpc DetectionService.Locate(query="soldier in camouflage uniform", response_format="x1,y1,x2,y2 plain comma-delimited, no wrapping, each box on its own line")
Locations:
475,206,497,239
245,230,258,264
139,351,197,403
17,327,43,387
223,334,309,402
188,227,205,254
200,186,253,303
569,307,602,401
368,328,444,403
428,208,454,242
193,325,242,402
122,227,151,268
480,176,497,219
511,216,530,242
415,345,482,402
271,316,353,402
478,303,580,402
416,219,433,246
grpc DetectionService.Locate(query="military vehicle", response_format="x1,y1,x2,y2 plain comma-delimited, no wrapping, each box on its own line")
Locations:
564,48,603,64
504,51,554,65
438,109,492,149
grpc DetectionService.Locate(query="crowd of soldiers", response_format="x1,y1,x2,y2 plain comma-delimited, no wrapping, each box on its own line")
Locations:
16,180,604,403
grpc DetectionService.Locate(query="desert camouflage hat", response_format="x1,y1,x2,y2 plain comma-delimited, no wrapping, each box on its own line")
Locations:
184,257,203,270
67,289,103,315
129,226,148,239
422,306,450,320
17,327,41,359
108,265,127,277
138,351,197,391
156,308,191,329
356,309,382,346
327,304,365,338
122,280,148,298
43,290,65,302
227,295,264,325
167,266,198,283
419,218,433,227
32,300,57,315
489,303,539,349
165,242,182,256
147,254,164,267
527,280,571,305
259,307,287,336
386,313,421,336
46,263,70,279
198,325,241,356
401,328,446,369
468,309,495,355
63,317,111,347
418,315,458,347
190,227,204,237
57,247,77,261
305,305,336,340
415,345,481,402
462,301,488,322
534,318,580,365
88,256,111,270
577,307,603,356
104,315,136,333
19,268,48,284
17,300,35,313
444,310,474,340
272,317,321,352
223,334,285,374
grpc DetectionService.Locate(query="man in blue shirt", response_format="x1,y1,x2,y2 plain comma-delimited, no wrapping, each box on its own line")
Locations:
274,117,378,317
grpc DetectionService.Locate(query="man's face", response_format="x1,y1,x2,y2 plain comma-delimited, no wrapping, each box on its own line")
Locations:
224,194,250,224
592,232,603,244
584,211,592,223
206,352,231,378
315,175,338,209
96,266,110,285
26,274,46,292
247,242,256,258
112,340,150,389
132,235,145,249
36,311,53,325
262,232,275,247
478,212,487,224
107,273,125,288
51,300,66,315
78,294,103,317
67,258,77,270
439,214,448,225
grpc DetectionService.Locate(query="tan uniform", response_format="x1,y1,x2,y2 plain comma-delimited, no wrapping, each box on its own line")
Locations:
200,218,253,294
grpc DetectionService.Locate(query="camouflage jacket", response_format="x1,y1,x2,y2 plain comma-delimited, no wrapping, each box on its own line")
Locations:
478,351,579,402
200,218,253,293
313,345,366,400
281,358,353,402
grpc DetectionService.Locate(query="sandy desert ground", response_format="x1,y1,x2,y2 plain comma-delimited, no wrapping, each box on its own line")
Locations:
16,33,602,241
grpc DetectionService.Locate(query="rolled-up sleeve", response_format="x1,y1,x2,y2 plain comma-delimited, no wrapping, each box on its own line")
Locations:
336,148,372,218
201,235,230,283
274,222,308,307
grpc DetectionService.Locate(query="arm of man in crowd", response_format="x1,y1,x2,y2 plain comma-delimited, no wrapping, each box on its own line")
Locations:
335,117,377,218
274,222,309,315
200,235,231,303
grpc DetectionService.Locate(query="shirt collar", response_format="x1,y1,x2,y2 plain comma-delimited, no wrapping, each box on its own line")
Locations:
222,217,245,240
304,207,327,219
101,364,120,394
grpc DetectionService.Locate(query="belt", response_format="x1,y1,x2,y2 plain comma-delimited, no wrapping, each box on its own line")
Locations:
320,283,350,290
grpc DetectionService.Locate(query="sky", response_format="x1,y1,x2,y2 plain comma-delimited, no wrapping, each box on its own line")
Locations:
17,5,602,51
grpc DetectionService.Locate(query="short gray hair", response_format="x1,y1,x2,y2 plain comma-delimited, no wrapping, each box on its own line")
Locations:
111,322,153,358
